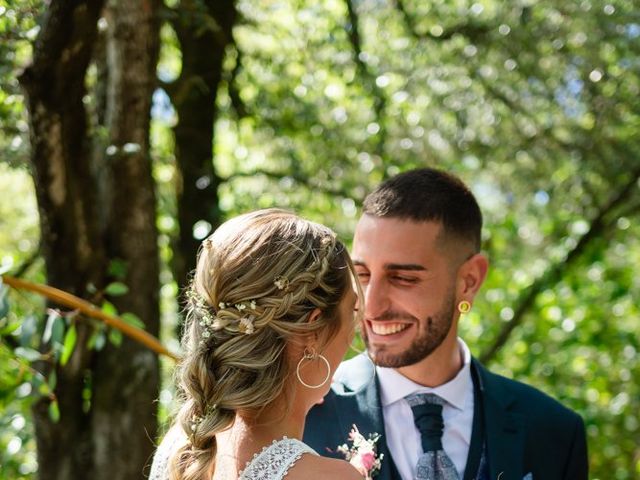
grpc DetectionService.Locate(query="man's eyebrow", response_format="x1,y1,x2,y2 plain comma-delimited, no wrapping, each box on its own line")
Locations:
384,263,427,271
352,260,427,272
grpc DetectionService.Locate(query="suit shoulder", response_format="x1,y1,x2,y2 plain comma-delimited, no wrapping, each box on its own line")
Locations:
482,367,583,424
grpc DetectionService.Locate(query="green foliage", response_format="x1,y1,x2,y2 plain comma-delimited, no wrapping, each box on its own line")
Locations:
212,1,640,477
0,281,10,320
0,161,42,478
0,0,40,169
2,0,640,478
59,325,77,367
104,281,130,297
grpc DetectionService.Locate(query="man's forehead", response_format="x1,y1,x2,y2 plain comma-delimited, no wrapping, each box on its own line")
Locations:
353,215,444,245
352,216,443,264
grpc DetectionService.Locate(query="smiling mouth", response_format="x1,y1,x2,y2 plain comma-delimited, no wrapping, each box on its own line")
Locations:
369,322,411,336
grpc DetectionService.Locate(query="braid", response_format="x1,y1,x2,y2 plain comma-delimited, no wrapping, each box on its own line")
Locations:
165,210,354,479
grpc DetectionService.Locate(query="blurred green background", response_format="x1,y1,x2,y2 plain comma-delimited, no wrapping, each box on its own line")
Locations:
1,0,639,478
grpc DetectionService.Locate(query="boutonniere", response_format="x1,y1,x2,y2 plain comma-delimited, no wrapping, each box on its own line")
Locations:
337,424,384,479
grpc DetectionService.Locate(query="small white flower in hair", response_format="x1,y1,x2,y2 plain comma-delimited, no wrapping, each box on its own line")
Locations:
250,300,257,310
218,302,226,310
274,276,289,290
236,303,246,311
320,236,332,247
203,239,213,250
190,414,202,432
239,315,255,334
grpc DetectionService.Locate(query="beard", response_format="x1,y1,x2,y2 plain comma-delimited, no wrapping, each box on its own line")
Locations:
363,288,456,368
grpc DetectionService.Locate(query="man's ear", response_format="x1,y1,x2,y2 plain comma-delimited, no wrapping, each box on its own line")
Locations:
457,253,488,300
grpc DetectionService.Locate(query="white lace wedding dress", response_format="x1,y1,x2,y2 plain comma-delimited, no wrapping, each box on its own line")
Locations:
148,428,317,480
238,437,317,480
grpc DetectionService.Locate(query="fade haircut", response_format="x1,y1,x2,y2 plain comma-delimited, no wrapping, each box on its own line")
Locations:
362,167,482,252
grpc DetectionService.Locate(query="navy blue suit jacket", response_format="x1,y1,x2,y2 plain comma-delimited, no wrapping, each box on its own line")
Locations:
303,354,588,480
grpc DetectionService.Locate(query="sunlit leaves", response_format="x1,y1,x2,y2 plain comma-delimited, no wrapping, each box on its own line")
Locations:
121,312,145,330
217,1,640,477
59,325,76,367
0,0,638,478
47,399,59,423
104,282,129,297
0,282,9,320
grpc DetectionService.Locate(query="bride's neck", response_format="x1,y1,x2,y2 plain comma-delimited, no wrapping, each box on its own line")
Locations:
236,409,304,443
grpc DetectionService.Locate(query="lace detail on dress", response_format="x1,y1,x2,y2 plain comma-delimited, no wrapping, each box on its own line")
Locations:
239,437,317,480
149,426,187,480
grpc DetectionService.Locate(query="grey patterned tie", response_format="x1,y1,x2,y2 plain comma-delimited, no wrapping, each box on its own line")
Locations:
406,393,460,480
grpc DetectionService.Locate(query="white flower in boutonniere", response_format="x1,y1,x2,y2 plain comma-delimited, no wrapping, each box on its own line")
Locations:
336,425,384,479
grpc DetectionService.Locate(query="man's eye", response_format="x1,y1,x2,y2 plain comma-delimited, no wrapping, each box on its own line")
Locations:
392,275,417,283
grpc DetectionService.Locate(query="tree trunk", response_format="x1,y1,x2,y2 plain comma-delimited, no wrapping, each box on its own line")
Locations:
168,0,237,293
20,0,162,478
91,1,162,479
19,1,107,478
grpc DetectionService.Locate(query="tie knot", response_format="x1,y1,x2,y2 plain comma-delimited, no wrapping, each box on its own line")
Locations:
406,392,446,407
406,393,445,452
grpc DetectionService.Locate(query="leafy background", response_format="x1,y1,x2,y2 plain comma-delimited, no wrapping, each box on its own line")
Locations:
1,0,639,478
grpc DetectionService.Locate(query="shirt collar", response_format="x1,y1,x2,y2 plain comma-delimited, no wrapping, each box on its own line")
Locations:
377,338,472,411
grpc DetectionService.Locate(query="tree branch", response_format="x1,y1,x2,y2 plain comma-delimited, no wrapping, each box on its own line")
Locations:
227,44,249,118
225,168,360,200
393,0,493,42
1,275,178,361
616,200,640,219
343,0,388,158
479,164,640,364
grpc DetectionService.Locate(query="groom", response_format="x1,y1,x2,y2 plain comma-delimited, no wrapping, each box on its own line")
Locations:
304,168,588,480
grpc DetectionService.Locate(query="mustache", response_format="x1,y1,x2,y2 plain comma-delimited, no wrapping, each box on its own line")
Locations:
366,311,418,322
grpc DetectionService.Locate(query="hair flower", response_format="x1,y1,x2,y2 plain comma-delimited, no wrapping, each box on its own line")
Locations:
218,302,226,310
189,403,218,436
238,315,255,334
274,275,289,290
336,425,383,479
201,238,214,250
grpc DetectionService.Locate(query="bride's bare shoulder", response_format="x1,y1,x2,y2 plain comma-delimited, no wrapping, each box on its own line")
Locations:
288,454,363,479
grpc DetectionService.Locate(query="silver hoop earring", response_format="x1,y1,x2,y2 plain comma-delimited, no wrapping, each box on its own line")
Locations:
296,347,331,389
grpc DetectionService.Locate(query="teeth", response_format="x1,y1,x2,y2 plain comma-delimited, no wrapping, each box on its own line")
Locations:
370,323,409,336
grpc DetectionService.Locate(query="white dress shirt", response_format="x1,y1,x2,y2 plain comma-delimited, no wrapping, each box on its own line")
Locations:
377,338,474,480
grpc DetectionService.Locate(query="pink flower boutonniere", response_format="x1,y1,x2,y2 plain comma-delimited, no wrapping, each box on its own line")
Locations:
337,425,384,479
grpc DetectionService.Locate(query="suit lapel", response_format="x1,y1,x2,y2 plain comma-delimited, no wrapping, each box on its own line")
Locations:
334,355,401,480
474,361,525,480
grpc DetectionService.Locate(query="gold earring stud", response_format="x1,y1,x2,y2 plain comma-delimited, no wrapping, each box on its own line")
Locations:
458,300,471,313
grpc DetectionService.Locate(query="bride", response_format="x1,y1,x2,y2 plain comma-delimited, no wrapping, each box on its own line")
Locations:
149,209,364,480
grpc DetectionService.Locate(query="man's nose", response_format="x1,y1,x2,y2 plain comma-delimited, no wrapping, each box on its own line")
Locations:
363,277,390,320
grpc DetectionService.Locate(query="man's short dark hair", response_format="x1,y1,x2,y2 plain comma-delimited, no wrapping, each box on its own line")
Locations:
362,168,482,252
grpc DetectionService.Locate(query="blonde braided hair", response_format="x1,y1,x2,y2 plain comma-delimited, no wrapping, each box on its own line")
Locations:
168,209,357,480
